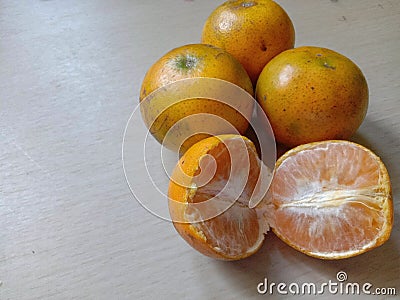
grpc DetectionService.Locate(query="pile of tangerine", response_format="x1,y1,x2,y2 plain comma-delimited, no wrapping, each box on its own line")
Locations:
139,0,393,260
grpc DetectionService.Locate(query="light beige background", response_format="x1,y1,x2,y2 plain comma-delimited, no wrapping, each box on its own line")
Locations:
1,0,399,299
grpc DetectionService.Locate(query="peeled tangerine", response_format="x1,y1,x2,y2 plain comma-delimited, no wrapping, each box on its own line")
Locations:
168,135,393,260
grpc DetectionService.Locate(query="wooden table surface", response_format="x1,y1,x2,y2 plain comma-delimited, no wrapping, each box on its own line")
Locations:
1,1,399,299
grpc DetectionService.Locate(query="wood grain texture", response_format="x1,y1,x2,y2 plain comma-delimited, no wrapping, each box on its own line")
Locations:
1,0,399,299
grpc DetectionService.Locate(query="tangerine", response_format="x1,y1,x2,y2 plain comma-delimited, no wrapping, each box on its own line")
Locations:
201,0,295,84
139,44,254,153
268,140,393,259
256,46,369,147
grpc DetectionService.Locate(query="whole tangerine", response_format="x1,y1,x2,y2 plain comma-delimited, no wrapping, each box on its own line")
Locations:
201,0,295,85
256,46,369,147
139,44,254,153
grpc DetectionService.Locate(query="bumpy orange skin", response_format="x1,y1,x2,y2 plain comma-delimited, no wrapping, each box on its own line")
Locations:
201,0,295,84
256,46,369,147
139,44,254,153
168,135,262,260
168,136,228,260
140,44,253,100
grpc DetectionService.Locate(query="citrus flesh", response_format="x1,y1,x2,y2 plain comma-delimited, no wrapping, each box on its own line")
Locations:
169,137,393,260
168,135,270,260
267,140,393,259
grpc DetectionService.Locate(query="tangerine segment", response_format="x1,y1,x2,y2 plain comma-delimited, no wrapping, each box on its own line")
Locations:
168,135,269,260
268,140,393,259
